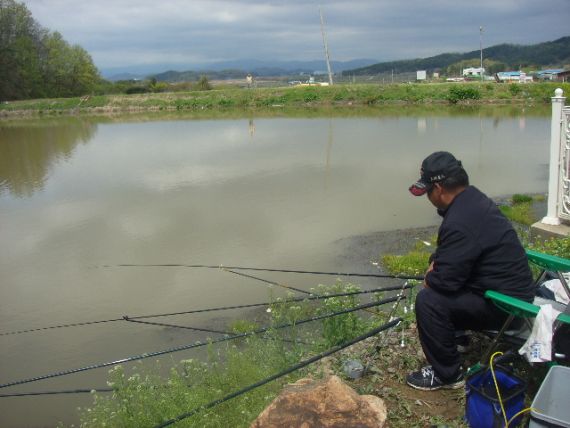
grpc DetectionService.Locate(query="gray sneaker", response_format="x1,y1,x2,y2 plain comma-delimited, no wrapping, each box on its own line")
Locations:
406,365,465,391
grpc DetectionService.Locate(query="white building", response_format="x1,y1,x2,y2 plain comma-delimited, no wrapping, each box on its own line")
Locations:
462,67,485,78
495,71,534,83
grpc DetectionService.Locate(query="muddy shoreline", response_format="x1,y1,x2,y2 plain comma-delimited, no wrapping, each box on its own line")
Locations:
334,193,545,280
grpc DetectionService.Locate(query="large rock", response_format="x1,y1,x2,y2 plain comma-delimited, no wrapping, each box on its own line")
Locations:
250,375,387,428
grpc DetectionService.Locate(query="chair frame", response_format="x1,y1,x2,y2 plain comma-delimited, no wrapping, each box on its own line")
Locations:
473,249,570,373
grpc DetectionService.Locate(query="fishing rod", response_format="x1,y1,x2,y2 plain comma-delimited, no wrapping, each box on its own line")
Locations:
0,284,415,337
0,295,404,390
0,388,113,398
1,317,405,401
155,318,402,427
109,263,424,281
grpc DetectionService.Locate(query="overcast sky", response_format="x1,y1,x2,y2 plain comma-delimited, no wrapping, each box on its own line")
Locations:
22,0,570,73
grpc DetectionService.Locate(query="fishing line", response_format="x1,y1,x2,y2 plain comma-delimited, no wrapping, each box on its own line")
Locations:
124,318,229,332
0,318,125,337
110,263,423,280
0,284,416,337
122,318,307,346
381,282,409,347
222,268,310,295
155,318,402,427
0,295,403,390
123,317,233,336
223,269,410,317
361,280,411,370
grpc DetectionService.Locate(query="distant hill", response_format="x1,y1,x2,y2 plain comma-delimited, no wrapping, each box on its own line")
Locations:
344,36,570,75
102,59,379,81
200,58,379,73
145,59,378,82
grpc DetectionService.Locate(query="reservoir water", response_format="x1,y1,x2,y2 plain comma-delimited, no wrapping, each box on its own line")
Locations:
0,107,551,426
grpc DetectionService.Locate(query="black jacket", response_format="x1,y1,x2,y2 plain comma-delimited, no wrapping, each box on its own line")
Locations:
425,186,534,301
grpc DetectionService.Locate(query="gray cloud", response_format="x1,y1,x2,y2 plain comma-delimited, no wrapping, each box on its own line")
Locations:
23,0,570,71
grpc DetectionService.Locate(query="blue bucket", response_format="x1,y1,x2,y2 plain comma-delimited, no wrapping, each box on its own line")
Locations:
465,366,526,428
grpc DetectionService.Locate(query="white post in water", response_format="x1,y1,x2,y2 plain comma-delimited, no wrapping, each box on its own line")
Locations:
542,88,566,225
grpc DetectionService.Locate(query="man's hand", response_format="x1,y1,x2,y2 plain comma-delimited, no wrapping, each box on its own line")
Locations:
424,261,434,288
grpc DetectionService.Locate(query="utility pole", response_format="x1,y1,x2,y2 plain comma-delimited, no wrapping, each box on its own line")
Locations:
480,26,484,82
320,6,333,86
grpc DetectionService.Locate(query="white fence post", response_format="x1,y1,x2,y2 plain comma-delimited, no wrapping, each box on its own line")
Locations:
542,88,565,225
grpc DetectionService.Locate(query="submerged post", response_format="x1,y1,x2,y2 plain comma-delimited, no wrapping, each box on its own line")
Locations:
541,88,566,225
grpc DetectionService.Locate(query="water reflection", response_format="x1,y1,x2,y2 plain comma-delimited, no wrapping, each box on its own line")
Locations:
248,118,256,138
417,117,427,133
0,119,97,197
324,119,333,190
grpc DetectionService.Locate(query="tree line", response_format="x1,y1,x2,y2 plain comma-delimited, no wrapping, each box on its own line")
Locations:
0,0,100,101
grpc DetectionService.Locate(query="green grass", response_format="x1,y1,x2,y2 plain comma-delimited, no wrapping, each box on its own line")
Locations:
498,193,539,226
528,236,570,259
499,203,535,226
447,85,482,104
313,282,368,347
2,82,569,116
512,193,533,204
80,338,301,428
77,282,392,427
381,238,435,276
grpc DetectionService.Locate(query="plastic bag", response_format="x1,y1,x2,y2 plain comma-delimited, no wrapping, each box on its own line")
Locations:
541,279,570,305
518,304,561,363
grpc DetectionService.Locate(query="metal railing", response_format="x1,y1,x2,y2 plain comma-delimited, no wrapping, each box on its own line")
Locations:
559,106,570,220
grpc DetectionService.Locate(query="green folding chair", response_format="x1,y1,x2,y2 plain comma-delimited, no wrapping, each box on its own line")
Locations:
469,250,570,375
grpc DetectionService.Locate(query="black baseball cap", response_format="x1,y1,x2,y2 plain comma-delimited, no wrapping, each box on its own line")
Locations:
409,151,464,196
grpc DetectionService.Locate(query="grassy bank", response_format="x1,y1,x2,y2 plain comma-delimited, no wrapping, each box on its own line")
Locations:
2,82,569,117
77,282,412,427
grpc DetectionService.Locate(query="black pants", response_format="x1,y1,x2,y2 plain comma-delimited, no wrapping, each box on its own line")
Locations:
415,287,510,381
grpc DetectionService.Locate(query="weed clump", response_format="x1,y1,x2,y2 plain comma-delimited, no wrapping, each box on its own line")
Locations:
381,238,435,276
498,193,538,226
447,85,482,104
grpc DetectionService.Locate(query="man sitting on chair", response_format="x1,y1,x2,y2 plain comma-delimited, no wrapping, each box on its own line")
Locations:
406,151,535,390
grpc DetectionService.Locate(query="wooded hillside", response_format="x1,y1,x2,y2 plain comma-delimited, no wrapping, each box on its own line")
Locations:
344,36,570,76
